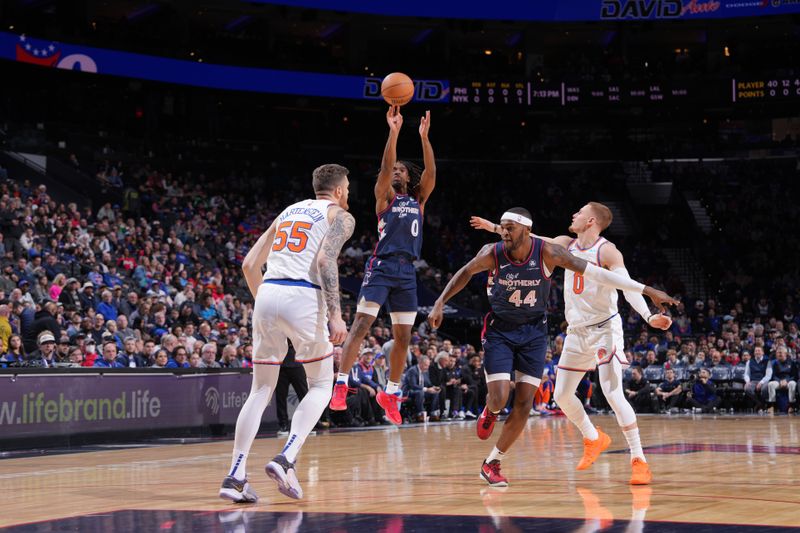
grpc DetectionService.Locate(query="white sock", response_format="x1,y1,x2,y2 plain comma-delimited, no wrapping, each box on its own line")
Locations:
336,372,349,384
229,450,248,480
624,428,646,461
229,365,279,479
282,359,334,463
579,419,600,441
486,446,506,463
385,380,400,395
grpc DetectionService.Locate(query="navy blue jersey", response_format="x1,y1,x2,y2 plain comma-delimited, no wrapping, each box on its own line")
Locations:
373,194,423,259
488,237,552,326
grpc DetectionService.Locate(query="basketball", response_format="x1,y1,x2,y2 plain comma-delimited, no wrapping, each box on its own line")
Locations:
381,72,415,106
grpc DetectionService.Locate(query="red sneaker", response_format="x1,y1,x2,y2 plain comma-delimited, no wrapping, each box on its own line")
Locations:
480,460,508,487
376,390,402,425
476,407,498,440
329,383,348,411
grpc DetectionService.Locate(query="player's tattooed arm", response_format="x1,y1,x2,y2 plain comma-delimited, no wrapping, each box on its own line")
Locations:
429,244,495,329
417,110,436,208
468,216,569,246
242,218,278,299
375,106,402,212
542,241,678,312
318,208,356,344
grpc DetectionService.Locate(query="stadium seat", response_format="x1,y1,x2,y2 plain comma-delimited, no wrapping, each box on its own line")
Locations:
643,365,664,383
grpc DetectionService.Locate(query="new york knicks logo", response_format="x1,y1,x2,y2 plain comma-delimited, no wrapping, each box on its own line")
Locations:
205,387,220,415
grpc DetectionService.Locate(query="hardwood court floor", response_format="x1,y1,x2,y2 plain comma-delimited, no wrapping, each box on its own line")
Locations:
2,415,799,530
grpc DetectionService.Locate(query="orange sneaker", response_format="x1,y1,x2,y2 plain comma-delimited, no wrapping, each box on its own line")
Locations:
576,427,611,471
629,457,652,485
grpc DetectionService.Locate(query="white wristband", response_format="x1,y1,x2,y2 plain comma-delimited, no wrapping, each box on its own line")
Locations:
583,263,645,293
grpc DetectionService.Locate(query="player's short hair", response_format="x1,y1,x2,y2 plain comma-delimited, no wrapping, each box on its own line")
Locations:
587,202,613,231
504,207,533,227
312,164,349,194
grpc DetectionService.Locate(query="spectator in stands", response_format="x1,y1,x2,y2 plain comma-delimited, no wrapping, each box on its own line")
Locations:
82,338,99,366
356,348,384,417
655,368,683,413
767,347,797,413
56,335,71,362
23,301,60,353
1,334,25,363
67,345,84,367
97,290,119,321
152,349,169,368
27,331,57,367
0,304,12,352
200,343,221,369
94,340,124,368
744,346,770,411
59,278,80,308
403,355,440,422
166,345,190,368
219,344,241,368
624,367,655,413
642,350,658,369
664,349,683,369
686,368,721,413
118,337,148,368
79,282,97,311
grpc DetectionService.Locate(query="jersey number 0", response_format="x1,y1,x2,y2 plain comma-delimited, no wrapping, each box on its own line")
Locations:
272,221,313,252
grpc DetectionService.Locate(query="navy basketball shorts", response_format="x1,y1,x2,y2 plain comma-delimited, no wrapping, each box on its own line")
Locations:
481,316,547,387
358,256,418,313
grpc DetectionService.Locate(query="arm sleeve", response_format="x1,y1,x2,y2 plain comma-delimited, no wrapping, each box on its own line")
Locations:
583,262,646,293
611,267,652,321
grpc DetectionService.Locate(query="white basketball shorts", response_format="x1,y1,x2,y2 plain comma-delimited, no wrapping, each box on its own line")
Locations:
252,281,333,365
559,314,628,372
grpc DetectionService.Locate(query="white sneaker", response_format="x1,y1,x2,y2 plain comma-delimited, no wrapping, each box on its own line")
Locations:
457,411,466,420
265,454,303,499
219,475,259,503
465,411,477,419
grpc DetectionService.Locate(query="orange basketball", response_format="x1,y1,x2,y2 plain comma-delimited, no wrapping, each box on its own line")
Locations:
381,72,415,106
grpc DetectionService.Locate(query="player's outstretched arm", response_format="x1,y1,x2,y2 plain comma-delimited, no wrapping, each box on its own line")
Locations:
468,216,568,246
317,208,356,344
542,241,678,312
428,244,495,329
416,111,436,208
375,106,402,212
600,243,673,330
242,219,278,299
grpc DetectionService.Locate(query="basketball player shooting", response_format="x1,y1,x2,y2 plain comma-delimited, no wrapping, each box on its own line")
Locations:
470,202,674,485
429,208,676,487
329,105,436,425
219,164,354,503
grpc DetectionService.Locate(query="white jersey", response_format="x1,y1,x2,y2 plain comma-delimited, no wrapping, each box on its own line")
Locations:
564,237,618,327
263,199,334,286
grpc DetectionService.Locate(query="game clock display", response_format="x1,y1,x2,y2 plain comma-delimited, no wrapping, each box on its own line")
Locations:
451,80,692,107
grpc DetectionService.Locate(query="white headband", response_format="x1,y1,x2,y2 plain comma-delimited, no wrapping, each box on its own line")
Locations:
501,212,532,227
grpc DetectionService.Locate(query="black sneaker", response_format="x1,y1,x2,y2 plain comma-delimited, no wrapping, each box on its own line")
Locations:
218,475,258,503
265,454,303,500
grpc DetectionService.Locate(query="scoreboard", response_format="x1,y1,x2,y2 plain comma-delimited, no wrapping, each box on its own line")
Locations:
451,80,693,107
732,77,800,102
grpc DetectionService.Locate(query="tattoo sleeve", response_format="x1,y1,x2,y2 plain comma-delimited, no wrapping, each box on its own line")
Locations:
318,210,356,317
545,242,588,273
